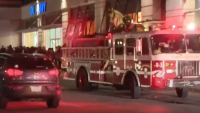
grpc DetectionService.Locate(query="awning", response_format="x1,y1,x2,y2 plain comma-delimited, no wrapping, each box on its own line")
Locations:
16,28,38,33
39,24,62,30
16,24,62,33
16,12,62,33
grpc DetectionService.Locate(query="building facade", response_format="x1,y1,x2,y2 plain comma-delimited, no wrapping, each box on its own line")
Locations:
165,0,197,28
19,0,142,50
0,0,200,48
0,8,21,47
20,0,64,50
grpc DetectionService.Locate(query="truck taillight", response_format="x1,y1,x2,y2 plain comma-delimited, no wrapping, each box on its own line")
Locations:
6,69,23,77
49,69,59,76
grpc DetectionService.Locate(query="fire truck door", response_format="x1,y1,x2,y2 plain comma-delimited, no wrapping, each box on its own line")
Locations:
100,60,113,83
90,62,101,82
135,38,151,87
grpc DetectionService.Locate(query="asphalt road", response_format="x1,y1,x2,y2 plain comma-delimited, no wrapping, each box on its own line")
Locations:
2,80,200,113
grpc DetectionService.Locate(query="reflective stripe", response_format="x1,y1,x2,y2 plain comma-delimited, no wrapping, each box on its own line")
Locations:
63,78,76,80
90,70,106,74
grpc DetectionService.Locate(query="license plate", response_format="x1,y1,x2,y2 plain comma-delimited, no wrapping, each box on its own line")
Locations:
30,86,42,92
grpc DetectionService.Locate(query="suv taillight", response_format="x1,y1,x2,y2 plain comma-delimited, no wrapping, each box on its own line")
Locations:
48,69,59,76
6,69,23,77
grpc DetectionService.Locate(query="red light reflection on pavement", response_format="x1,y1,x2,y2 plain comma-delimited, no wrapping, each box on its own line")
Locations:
3,99,200,113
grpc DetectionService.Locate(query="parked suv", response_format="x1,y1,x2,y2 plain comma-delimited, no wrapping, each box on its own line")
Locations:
0,53,61,109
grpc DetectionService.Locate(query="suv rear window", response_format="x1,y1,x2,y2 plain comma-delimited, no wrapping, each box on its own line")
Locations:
9,57,54,69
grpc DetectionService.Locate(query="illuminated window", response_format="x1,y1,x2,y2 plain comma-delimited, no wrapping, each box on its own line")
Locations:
44,28,62,50
68,4,94,37
115,39,124,55
137,12,142,22
23,32,38,47
127,12,141,23
84,21,94,35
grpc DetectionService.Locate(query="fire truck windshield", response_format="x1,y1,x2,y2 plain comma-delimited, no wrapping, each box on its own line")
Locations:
185,34,200,53
151,34,185,55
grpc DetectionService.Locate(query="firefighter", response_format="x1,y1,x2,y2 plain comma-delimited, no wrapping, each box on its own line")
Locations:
154,47,161,54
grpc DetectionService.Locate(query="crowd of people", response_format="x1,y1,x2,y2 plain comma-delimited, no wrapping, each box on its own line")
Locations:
0,45,62,68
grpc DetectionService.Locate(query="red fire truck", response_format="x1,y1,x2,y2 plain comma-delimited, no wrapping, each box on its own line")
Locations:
61,23,200,99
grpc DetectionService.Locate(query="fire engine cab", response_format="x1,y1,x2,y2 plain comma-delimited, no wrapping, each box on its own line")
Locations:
61,25,200,99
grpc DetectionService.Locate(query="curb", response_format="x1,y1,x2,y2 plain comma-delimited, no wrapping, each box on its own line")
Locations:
59,76,200,94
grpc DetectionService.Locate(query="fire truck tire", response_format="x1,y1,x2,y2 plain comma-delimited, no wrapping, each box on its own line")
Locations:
114,85,125,91
46,98,60,108
77,68,92,91
91,84,99,90
130,76,141,99
175,87,189,98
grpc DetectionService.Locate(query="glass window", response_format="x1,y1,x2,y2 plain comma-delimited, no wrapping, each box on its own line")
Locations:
23,32,38,47
84,21,94,35
126,38,136,55
56,39,62,47
50,40,56,51
151,34,185,55
185,34,200,53
115,39,124,55
46,30,51,49
47,30,50,38
45,28,63,51
142,38,149,55
51,29,55,39
56,28,61,39
10,57,54,69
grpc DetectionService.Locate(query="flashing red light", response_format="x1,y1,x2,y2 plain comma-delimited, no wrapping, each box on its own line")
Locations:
48,69,59,76
187,23,195,30
6,69,23,77
108,33,112,37
69,32,73,36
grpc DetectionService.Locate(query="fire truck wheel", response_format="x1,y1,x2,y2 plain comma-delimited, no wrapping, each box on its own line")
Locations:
92,84,99,90
129,76,141,99
114,85,125,91
77,69,92,91
175,87,189,98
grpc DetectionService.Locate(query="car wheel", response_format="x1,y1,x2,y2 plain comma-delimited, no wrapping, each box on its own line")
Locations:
0,96,8,109
46,98,60,108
